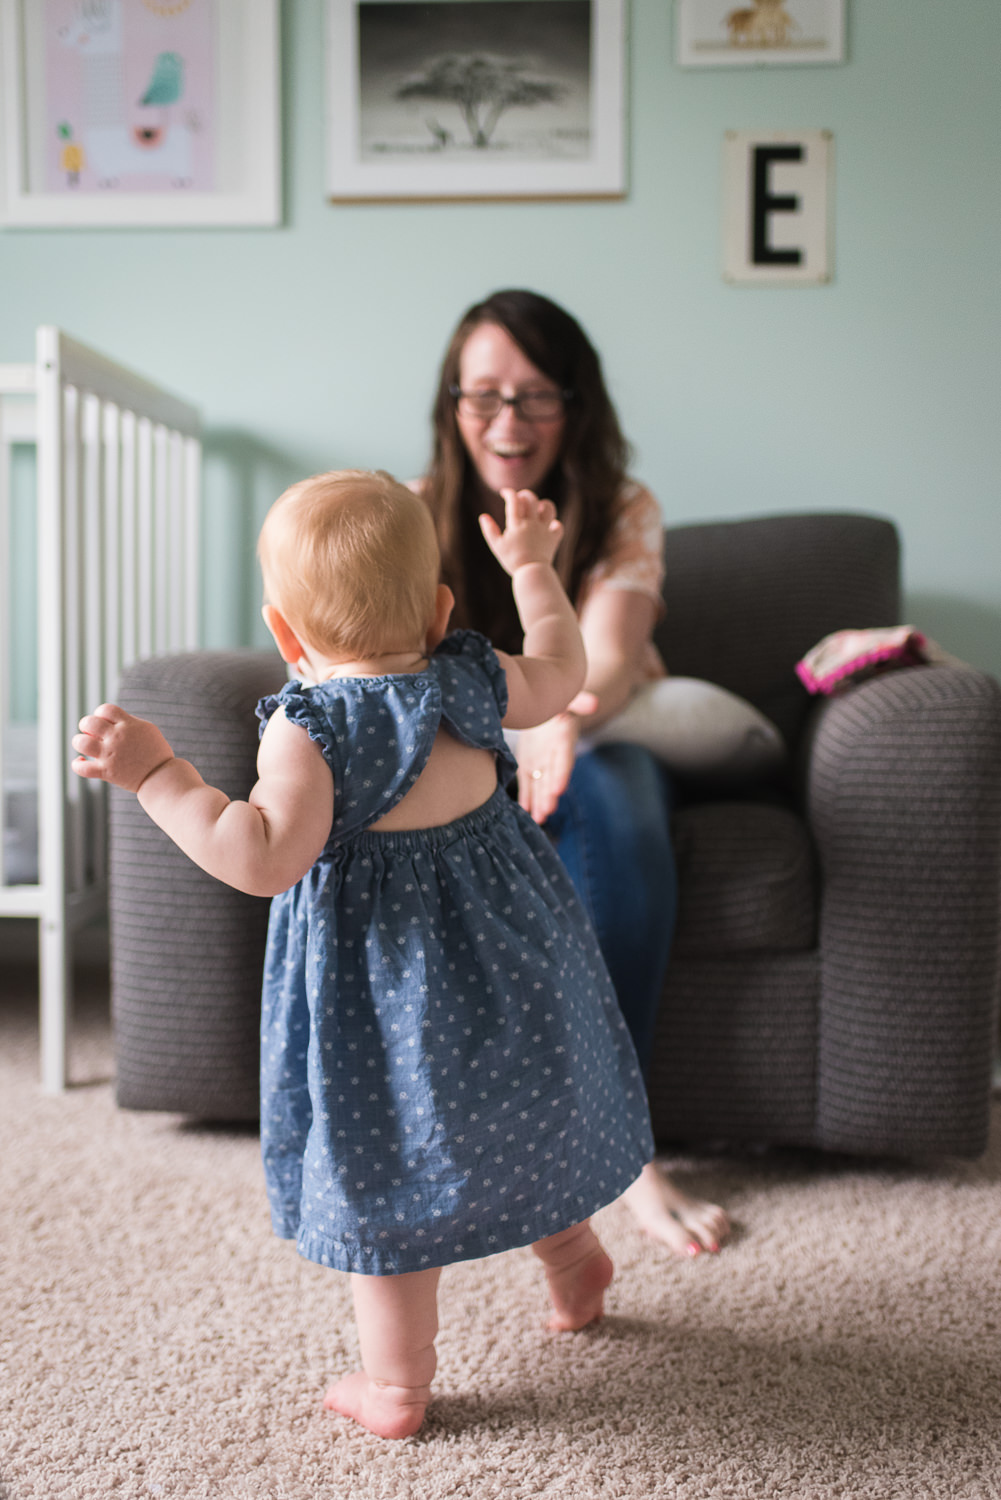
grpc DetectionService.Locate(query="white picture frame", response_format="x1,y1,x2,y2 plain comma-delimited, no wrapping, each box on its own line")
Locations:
0,0,281,229
326,0,627,203
722,130,834,284
676,0,845,68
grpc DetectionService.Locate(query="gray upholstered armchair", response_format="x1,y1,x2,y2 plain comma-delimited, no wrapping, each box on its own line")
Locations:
110,513,1001,1158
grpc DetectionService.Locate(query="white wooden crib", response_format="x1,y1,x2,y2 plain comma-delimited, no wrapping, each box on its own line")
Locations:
0,328,201,1091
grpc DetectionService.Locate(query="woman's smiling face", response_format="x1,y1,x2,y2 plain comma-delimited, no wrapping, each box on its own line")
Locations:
455,322,567,498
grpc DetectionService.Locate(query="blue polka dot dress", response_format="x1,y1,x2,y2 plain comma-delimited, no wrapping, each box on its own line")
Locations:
256,630,654,1276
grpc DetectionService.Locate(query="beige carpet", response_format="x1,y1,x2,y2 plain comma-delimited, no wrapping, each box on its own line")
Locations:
3,965,1001,1500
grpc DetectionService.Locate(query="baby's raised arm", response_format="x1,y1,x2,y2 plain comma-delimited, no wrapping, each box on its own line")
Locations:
479,489,587,730
71,704,332,898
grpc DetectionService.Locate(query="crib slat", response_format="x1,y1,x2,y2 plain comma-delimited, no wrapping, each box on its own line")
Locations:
167,430,184,649
184,436,201,648
119,409,138,671
137,416,154,660
65,387,87,896
82,393,104,721
154,424,170,653
84,394,108,888
36,332,70,1092
102,403,121,700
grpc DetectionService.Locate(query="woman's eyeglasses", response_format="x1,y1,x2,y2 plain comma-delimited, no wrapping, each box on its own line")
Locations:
449,385,571,422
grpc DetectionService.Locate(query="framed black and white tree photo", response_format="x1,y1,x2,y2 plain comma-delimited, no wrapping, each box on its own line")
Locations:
326,0,626,201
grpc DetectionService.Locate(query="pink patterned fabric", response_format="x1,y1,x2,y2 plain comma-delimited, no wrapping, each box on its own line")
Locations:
796,627,930,695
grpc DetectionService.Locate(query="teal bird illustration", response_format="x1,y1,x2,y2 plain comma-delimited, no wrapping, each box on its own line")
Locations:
140,52,184,108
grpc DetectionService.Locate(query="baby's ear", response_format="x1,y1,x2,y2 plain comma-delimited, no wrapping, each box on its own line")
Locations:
424,585,454,653
262,604,305,665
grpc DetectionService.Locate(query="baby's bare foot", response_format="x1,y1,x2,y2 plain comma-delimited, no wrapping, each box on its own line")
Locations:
323,1370,429,1440
623,1161,730,1257
542,1237,614,1331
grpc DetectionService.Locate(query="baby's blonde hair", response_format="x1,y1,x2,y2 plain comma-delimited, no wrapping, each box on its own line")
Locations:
258,470,440,659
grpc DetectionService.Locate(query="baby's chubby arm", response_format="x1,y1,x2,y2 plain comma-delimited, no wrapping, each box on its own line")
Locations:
479,488,587,730
71,703,333,897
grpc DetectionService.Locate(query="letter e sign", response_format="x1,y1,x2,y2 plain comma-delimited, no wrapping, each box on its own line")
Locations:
723,131,833,284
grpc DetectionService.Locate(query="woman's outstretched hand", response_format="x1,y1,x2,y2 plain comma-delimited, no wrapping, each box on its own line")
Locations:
516,689,598,823
71,704,174,793
478,488,563,575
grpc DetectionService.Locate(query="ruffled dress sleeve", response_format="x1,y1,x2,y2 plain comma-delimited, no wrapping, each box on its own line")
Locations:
257,680,340,768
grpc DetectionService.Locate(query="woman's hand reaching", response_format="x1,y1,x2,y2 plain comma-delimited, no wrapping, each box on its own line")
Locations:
516,690,597,823
478,488,563,575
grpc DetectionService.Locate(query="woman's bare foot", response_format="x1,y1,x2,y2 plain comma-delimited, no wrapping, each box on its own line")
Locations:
623,1161,730,1257
534,1221,615,1331
323,1370,429,1440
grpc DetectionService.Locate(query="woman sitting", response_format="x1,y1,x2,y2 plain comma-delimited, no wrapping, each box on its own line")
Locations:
415,288,730,1257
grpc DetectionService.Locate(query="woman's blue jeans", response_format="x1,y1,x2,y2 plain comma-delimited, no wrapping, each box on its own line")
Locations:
546,742,677,1078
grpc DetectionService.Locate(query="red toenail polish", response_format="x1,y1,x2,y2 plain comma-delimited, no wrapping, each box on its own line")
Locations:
687,1244,699,1257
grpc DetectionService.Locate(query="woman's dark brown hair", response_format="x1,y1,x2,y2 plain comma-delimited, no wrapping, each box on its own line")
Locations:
423,289,632,653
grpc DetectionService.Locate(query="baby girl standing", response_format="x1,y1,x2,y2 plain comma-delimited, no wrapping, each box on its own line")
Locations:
72,472,653,1439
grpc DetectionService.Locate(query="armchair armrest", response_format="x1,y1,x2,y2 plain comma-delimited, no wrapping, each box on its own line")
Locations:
805,664,1001,1155
110,650,288,1118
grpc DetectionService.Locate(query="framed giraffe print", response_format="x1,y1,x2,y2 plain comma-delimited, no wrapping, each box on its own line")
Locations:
676,0,845,68
0,0,281,227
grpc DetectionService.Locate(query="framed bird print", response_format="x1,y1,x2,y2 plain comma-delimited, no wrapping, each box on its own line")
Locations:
0,0,281,227
326,0,627,202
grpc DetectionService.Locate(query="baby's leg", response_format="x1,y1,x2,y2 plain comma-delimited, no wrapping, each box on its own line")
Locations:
533,1220,614,1332
324,1266,442,1439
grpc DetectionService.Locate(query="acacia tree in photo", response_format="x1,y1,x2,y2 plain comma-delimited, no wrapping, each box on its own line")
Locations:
396,53,563,149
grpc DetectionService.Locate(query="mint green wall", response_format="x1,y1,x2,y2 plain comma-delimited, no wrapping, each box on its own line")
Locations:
2,0,999,677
